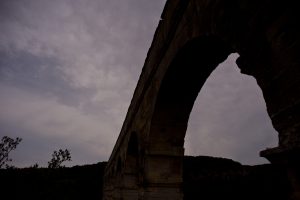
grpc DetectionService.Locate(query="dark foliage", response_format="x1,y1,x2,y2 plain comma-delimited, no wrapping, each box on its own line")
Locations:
48,149,72,168
0,156,292,200
0,162,107,200
0,136,22,168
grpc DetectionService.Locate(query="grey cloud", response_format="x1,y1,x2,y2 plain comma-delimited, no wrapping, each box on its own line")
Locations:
0,0,166,86
0,0,277,167
0,84,120,167
0,50,96,108
0,0,167,167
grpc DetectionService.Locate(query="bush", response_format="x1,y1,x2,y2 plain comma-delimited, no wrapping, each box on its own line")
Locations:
0,136,22,168
48,149,72,168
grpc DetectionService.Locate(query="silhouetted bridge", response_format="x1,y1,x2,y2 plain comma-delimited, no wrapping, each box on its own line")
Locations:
103,0,300,199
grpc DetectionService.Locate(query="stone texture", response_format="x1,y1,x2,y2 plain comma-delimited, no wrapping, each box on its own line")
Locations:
104,0,300,199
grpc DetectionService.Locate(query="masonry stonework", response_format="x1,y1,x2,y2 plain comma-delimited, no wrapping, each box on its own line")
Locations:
103,0,300,199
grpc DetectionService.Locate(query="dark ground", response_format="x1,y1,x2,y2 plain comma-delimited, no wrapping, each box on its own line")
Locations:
0,157,291,200
0,162,106,200
183,156,291,200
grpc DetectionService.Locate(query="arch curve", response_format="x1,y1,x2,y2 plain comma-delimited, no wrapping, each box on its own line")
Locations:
104,1,300,199
148,35,233,151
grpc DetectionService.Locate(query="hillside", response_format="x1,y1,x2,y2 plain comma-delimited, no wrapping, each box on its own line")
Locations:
0,157,291,199
0,162,106,200
183,156,290,200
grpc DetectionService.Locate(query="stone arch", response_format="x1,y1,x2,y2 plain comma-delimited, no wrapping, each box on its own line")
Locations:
142,35,233,198
104,1,300,199
124,131,139,176
117,156,121,170
127,132,139,157
120,132,140,199
148,36,232,151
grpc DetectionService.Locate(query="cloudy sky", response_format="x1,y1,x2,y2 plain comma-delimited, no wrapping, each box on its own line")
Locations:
0,0,278,167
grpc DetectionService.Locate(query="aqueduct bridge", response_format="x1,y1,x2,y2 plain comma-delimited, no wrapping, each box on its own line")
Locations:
103,0,300,199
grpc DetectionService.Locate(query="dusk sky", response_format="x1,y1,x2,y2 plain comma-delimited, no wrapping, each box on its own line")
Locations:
0,0,278,167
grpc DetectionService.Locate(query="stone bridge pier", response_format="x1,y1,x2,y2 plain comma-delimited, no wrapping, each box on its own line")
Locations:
103,0,300,199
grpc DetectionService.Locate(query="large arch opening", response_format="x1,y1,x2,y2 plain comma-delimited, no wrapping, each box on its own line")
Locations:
184,53,278,165
148,36,232,152
144,35,282,199
115,132,140,199
144,36,233,196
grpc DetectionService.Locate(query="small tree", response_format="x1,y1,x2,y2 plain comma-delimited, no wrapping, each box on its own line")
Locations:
0,136,22,168
48,149,71,168
29,163,39,169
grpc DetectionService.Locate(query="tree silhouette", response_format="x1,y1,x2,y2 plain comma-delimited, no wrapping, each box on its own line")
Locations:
0,136,22,168
48,149,72,168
